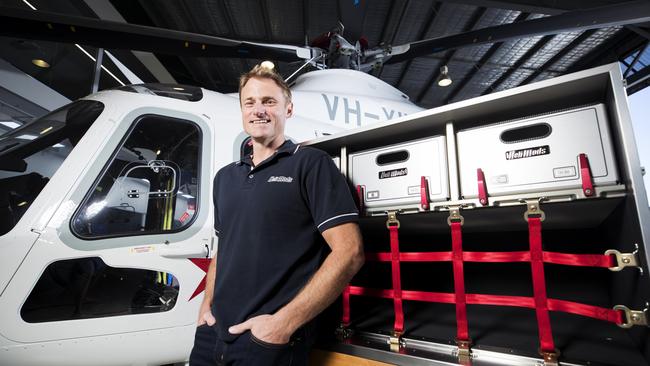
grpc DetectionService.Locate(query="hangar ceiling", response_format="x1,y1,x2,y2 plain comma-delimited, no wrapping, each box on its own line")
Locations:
0,0,649,115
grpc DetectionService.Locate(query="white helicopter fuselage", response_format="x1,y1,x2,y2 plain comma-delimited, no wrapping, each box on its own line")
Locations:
0,69,422,366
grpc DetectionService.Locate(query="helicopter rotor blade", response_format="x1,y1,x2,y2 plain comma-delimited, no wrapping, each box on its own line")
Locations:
385,0,650,64
0,6,313,62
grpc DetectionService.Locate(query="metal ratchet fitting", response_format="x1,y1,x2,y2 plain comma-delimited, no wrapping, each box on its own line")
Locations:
388,331,403,352
447,206,464,226
523,198,546,222
386,211,401,229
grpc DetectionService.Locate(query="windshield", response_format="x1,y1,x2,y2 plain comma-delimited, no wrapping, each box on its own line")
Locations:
0,100,105,236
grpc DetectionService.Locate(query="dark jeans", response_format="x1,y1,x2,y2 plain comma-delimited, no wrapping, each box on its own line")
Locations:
189,324,311,366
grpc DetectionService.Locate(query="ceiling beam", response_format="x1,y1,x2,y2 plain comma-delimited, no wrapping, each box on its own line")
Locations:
480,33,554,95
82,0,176,83
627,58,650,94
517,29,597,87
628,25,650,41
566,28,641,74
260,0,273,40
428,0,623,15
444,12,530,104
394,2,441,88
624,42,648,77
415,6,487,103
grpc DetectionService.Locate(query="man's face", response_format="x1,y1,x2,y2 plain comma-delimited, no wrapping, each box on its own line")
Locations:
240,77,293,144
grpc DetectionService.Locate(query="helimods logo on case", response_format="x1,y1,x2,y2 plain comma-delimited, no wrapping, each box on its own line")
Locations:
378,168,408,179
505,145,550,160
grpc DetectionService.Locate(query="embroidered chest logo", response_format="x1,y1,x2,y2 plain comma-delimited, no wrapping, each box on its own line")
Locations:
267,176,294,183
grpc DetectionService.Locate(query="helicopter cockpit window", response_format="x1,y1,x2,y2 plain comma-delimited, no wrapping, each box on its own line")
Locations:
72,115,200,239
116,84,203,102
0,100,105,236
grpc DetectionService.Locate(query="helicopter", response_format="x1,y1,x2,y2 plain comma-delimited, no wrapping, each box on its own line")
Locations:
1,1,650,365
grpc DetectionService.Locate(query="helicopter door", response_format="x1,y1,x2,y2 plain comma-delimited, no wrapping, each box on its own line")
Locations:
1,111,213,359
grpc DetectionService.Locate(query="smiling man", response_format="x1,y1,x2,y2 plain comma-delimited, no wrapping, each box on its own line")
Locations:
190,63,364,366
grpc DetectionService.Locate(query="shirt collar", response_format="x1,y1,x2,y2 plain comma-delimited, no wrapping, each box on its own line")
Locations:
238,139,298,166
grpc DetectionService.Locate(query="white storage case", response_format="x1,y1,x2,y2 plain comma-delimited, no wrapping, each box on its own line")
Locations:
349,136,449,213
457,104,619,201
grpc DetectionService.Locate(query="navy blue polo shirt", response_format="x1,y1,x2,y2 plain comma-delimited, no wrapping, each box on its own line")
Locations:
212,140,358,341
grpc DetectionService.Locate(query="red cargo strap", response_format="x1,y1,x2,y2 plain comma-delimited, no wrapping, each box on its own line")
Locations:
356,185,365,213
420,176,430,210
477,168,488,206
451,221,469,341
342,285,350,326
579,153,594,197
389,225,404,334
347,286,625,325
365,251,616,268
528,217,555,352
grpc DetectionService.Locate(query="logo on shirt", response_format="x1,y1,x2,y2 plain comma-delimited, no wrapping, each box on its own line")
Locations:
268,176,294,183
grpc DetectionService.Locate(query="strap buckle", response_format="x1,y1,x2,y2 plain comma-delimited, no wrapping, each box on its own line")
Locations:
386,211,401,229
447,206,465,226
614,304,649,328
523,198,546,222
605,247,640,272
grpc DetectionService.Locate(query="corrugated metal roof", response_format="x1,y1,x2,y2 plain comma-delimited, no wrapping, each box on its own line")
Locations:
0,0,647,107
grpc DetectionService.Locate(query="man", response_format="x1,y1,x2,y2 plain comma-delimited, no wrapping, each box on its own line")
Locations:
190,63,364,366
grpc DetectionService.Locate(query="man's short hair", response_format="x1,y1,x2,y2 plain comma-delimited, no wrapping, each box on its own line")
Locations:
239,63,292,103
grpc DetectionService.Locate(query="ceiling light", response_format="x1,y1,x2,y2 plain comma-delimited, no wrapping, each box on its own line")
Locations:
17,134,37,140
0,121,21,129
32,59,50,68
22,0,36,10
437,65,452,87
40,126,53,134
260,61,275,71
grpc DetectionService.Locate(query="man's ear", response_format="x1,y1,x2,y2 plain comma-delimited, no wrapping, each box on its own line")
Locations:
286,101,294,118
